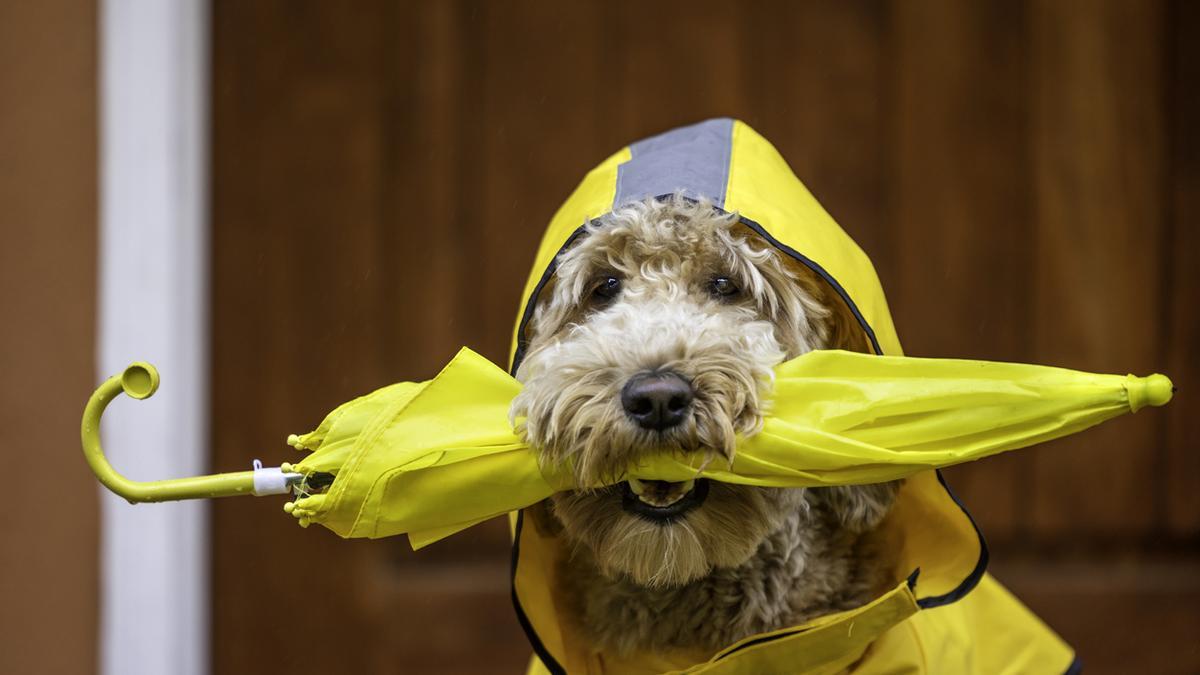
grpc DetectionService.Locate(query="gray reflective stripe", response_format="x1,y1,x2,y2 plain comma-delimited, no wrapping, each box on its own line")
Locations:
613,118,734,210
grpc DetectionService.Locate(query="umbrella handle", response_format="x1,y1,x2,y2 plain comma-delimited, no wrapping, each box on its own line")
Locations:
81,361,302,503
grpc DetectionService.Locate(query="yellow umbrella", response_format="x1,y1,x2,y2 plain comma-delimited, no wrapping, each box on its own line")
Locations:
82,346,1172,549
284,347,1173,548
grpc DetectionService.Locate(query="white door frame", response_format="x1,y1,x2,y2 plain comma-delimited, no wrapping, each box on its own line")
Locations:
98,2,209,674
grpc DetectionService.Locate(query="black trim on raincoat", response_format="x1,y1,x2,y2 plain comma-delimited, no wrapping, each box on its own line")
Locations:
510,510,567,675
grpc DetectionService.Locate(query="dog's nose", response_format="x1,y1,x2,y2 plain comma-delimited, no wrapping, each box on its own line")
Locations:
621,371,694,431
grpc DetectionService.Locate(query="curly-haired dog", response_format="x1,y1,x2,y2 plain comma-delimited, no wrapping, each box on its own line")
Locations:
511,194,899,656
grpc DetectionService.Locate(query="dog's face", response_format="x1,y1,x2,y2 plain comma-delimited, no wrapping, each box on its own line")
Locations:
512,196,882,588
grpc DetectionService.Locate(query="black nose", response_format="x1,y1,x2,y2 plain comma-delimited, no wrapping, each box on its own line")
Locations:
621,371,694,431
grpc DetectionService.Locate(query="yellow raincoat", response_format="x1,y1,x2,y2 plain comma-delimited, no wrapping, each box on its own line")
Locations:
503,119,1081,675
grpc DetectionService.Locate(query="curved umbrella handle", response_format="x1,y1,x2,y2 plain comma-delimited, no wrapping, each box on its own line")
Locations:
81,362,302,503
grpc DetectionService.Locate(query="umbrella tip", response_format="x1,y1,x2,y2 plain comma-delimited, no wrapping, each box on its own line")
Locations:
1143,374,1175,408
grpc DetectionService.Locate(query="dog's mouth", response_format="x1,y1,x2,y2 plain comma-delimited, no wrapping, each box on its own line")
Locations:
620,478,709,523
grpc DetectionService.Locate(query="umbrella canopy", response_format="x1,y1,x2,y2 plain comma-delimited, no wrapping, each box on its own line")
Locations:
285,346,1171,549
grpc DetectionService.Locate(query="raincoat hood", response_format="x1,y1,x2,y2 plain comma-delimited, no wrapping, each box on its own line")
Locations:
507,119,1078,674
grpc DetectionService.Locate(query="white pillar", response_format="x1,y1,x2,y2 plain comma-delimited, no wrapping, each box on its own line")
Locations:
98,2,209,674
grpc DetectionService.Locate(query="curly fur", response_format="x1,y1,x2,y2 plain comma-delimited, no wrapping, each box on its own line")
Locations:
511,194,898,655
551,495,889,655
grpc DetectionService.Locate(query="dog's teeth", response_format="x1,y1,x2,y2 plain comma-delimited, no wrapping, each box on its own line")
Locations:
629,479,697,507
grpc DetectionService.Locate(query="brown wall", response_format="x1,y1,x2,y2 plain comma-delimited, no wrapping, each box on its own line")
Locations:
210,1,1199,673
0,2,99,674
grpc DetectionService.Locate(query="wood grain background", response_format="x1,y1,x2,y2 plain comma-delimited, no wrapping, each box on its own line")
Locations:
210,1,1200,673
0,2,99,674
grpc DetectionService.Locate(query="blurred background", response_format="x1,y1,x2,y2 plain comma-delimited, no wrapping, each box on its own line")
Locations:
3,0,1198,673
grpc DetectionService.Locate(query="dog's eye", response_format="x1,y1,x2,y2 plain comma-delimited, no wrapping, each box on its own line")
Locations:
709,276,740,299
591,276,622,302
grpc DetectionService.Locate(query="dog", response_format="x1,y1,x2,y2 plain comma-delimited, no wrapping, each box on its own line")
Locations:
511,193,900,656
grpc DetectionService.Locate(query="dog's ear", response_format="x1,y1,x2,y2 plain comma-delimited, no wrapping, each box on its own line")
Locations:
807,481,901,533
734,224,873,355
780,255,873,354
821,287,873,353
521,272,559,346
521,233,597,350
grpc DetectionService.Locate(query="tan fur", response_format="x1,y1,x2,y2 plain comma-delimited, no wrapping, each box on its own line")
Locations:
557,496,891,655
512,194,898,654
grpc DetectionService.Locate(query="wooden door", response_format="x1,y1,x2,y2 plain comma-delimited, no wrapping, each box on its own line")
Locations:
0,2,100,673
210,2,1200,673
